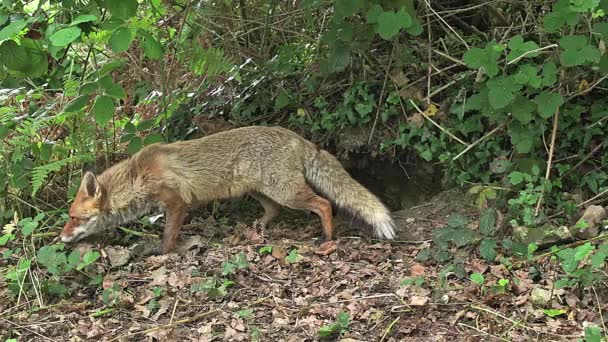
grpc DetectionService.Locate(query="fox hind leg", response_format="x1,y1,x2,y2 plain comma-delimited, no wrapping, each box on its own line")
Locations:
250,192,281,227
261,177,334,241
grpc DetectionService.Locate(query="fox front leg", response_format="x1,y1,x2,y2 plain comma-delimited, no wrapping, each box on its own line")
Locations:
154,187,188,254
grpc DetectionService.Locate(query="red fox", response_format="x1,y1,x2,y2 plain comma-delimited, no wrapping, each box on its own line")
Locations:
59,126,396,253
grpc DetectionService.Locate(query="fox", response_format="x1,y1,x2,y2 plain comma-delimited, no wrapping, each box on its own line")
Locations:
58,126,396,254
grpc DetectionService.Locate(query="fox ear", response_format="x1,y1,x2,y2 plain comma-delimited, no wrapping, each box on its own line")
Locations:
81,171,102,198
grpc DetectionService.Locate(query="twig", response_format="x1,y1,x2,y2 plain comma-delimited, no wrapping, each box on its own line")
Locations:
0,317,56,341
534,234,608,260
561,141,605,178
423,0,469,49
110,308,220,341
457,322,510,342
169,296,180,324
470,305,578,337
507,44,558,65
379,316,400,342
578,187,608,208
118,227,159,239
426,2,432,105
409,99,469,146
453,121,507,161
547,187,608,219
567,74,608,101
424,71,476,102
368,41,396,145
535,104,560,216
432,48,467,66
592,285,608,337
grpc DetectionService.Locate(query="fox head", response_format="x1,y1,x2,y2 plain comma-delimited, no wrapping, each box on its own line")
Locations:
59,171,106,243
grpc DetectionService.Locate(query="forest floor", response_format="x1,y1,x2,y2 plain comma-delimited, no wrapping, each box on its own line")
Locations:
0,189,604,342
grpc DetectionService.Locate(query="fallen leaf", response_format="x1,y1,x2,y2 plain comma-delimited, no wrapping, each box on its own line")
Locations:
410,295,429,306
104,246,131,268
410,263,426,276
315,240,337,256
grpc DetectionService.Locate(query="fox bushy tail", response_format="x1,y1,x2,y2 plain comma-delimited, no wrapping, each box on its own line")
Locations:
304,149,396,239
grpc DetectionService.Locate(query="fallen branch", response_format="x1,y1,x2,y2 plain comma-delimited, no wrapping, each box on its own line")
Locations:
379,316,400,342
110,308,220,341
507,44,558,65
535,103,560,216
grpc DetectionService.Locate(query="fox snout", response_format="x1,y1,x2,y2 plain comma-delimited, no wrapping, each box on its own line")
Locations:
58,219,79,242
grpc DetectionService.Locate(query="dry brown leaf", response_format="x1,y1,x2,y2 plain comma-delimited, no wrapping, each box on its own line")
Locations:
410,263,426,276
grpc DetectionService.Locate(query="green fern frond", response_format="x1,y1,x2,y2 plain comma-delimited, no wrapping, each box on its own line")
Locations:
31,154,92,196
189,47,234,77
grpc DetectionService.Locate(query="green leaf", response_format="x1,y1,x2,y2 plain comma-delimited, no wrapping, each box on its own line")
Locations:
486,76,521,109
285,249,302,264
80,81,99,95
509,122,535,153
593,22,608,41
479,239,498,261
67,250,81,267
365,4,383,23
533,92,564,119
507,35,540,62
78,251,100,270
237,309,253,318
462,41,502,77
479,209,497,236
20,220,37,236
106,83,126,99
70,14,98,26
569,0,600,12
64,95,90,112
543,308,567,317
590,250,607,268
92,95,115,126
336,311,350,328
233,252,250,269
0,19,26,42
584,326,602,342
221,261,237,275
49,27,82,47
453,228,474,247
559,35,601,66
470,273,485,285
574,242,594,260
514,64,541,88
259,246,272,254
0,40,29,72
109,27,133,53
274,90,291,110
334,0,364,18
448,213,469,227
143,133,164,145
142,35,163,59
100,0,139,19
127,137,143,155
540,62,558,87
375,8,411,40
543,0,580,33
510,96,535,124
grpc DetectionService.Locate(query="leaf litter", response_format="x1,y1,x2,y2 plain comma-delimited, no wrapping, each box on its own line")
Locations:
0,191,605,341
